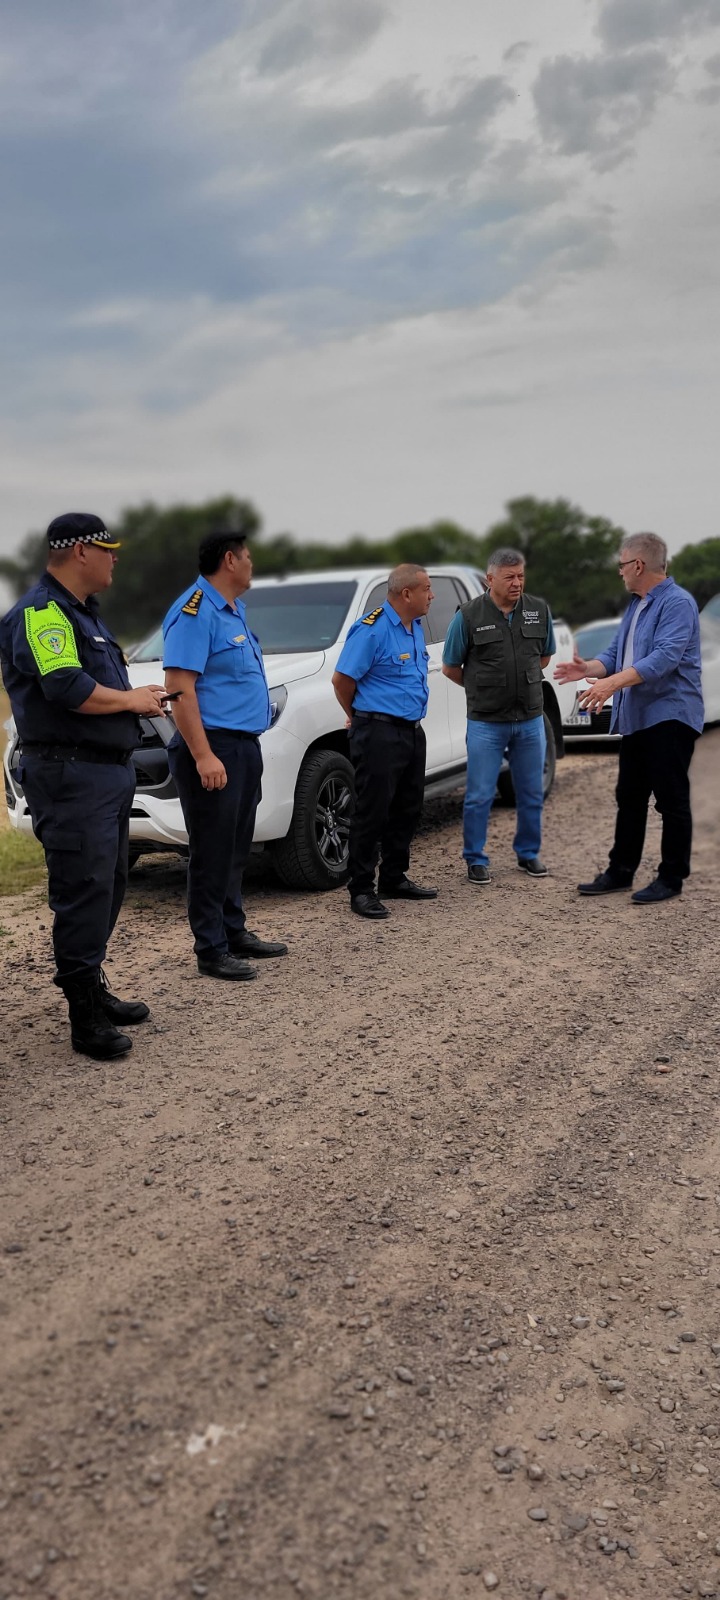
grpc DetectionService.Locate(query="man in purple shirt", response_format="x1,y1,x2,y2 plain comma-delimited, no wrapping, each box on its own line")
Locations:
556,532,704,904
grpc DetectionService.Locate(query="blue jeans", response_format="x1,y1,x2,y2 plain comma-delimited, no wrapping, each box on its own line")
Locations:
463,716,546,866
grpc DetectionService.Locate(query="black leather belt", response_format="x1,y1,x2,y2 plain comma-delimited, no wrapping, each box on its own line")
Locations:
353,712,422,730
21,742,133,766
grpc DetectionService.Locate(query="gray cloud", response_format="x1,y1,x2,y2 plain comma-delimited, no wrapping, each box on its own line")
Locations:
598,0,720,51
533,48,672,168
704,50,720,73
257,0,387,74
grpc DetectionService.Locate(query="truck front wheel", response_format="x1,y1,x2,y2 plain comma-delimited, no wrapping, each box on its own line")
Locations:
271,750,355,890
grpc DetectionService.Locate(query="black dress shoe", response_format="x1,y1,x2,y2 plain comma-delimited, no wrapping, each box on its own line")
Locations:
467,864,492,885
350,892,390,920
229,930,288,958
378,876,438,900
518,858,549,877
631,878,681,904
99,969,150,1025
578,870,633,896
197,952,258,981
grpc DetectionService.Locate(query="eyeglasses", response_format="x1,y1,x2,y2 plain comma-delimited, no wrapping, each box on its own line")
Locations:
618,557,641,570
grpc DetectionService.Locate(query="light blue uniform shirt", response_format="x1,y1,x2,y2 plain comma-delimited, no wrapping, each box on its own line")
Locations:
443,603,556,666
163,577,272,734
597,577,703,735
336,600,429,720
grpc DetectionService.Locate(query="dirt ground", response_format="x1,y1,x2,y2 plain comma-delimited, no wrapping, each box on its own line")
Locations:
1,734,719,1600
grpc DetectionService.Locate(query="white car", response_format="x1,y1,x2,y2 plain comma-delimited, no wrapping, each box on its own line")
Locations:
4,566,577,890
563,600,720,742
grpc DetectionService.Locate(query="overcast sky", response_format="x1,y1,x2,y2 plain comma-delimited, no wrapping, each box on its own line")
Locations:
1,0,719,561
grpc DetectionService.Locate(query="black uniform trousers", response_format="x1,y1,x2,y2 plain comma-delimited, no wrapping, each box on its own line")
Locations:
608,718,698,891
347,714,426,897
19,753,135,987
168,728,263,961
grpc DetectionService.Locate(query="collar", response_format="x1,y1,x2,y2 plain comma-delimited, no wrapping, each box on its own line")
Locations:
383,600,418,630
197,575,244,614
44,570,99,616
631,577,672,609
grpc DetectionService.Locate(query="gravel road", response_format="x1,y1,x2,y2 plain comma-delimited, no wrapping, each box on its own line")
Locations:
1,733,719,1600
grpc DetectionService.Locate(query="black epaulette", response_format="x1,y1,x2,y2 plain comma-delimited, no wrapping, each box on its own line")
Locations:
181,588,204,617
361,607,384,626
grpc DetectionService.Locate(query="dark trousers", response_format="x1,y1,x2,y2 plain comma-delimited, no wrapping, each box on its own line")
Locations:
168,729,263,960
609,719,698,890
347,716,426,896
20,754,135,986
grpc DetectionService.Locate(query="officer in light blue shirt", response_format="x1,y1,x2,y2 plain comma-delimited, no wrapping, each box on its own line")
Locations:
163,531,288,978
332,564,438,919
556,531,703,904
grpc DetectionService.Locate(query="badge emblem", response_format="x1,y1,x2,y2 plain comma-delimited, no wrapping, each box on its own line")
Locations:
37,627,67,656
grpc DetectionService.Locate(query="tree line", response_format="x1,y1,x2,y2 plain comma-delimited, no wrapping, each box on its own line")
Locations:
1,493,718,641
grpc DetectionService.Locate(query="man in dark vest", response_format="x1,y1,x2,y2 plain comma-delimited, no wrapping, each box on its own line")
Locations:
442,547,556,884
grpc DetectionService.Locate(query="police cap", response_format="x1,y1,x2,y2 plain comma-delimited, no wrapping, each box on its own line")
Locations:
47,512,121,551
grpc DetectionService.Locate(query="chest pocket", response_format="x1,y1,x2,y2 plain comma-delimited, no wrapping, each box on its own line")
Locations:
82,632,126,687
472,625,505,682
521,624,545,639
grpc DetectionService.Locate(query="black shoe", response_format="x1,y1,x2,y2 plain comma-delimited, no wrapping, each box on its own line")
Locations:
63,972,133,1061
518,858,549,878
197,952,258,981
467,865,492,885
632,878,681,904
378,876,438,900
578,870,633,896
99,968,150,1025
229,931,288,958
350,892,390,920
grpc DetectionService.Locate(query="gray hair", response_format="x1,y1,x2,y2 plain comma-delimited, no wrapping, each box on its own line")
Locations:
621,531,667,572
387,562,428,595
486,546,525,573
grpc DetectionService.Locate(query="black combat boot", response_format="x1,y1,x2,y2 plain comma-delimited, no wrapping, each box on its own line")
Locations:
99,968,150,1025
63,971,133,1060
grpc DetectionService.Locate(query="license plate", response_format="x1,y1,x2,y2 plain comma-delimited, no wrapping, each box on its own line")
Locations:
566,711,591,726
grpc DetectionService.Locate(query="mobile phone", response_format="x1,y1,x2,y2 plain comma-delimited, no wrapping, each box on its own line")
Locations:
162,691,184,702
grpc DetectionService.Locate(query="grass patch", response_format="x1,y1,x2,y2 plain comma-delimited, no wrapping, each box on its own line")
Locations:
0,820,46,897
0,684,47,897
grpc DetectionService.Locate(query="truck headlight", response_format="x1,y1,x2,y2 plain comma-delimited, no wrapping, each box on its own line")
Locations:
269,686,288,726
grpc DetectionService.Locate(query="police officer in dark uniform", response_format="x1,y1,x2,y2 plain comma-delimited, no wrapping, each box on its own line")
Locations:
332,563,437,920
0,512,166,1058
442,546,556,883
163,530,288,980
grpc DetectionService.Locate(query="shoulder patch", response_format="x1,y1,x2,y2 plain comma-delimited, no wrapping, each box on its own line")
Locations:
361,607,384,626
24,601,81,676
181,588,204,617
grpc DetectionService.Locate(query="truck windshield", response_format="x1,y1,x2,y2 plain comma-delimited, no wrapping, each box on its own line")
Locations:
129,579,359,661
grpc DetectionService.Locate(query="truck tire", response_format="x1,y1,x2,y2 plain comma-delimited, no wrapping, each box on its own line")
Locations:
496,712,557,806
271,749,355,891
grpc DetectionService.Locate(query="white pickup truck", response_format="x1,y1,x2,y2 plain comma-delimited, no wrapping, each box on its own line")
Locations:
4,565,576,890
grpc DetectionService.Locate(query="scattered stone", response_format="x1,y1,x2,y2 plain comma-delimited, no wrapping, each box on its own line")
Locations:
571,1316,590,1329
564,1513,589,1532
482,1573,500,1591
680,1332,697,1343
659,1397,675,1413
528,1507,548,1521
327,1404,351,1419
445,1208,461,1221
395,1366,415,1384
343,1274,357,1288
528,1463,544,1481
263,1308,281,1327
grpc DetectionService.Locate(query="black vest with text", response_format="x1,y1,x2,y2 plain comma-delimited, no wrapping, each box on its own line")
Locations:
459,590,549,723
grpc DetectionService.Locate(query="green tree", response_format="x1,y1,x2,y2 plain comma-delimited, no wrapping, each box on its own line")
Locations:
480,496,627,624
0,496,261,641
670,538,720,609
